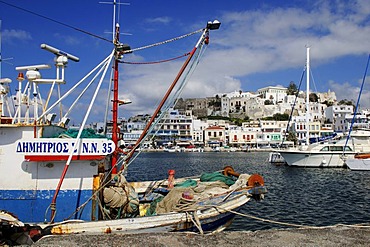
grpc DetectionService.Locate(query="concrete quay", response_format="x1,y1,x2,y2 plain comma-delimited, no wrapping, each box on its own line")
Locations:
32,225,370,247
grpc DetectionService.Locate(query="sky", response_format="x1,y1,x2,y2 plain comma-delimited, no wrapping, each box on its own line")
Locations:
1,0,370,124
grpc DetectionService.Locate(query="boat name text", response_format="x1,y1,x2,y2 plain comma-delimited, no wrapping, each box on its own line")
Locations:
16,139,115,155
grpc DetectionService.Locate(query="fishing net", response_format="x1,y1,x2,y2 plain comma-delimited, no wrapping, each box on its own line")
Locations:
54,128,106,138
175,179,198,188
103,175,139,219
200,171,236,186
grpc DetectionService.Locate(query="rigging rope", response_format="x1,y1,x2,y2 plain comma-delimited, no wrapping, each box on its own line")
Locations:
0,1,206,51
124,41,208,168
119,52,190,65
343,53,370,154
281,66,306,145
0,0,112,43
310,69,319,95
123,29,204,54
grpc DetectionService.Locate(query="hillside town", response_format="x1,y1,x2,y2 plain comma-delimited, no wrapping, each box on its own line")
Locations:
94,85,369,151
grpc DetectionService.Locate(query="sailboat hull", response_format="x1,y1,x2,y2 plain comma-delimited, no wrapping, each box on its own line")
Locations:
279,150,353,167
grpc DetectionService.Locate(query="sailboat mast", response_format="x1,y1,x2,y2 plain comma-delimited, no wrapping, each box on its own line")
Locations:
305,46,310,145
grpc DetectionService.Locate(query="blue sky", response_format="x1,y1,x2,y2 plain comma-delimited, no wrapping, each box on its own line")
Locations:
1,0,370,123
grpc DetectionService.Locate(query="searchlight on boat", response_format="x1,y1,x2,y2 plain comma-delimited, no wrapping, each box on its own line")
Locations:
207,20,221,30
118,98,132,106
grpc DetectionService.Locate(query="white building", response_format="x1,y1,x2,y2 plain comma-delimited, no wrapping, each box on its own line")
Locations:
204,126,226,147
192,118,208,146
220,91,258,117
310,102,327,122
257,86,288,104
325,105,354,132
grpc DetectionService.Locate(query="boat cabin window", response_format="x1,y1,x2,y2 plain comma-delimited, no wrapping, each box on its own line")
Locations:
330,146,343,151
320,146,353,151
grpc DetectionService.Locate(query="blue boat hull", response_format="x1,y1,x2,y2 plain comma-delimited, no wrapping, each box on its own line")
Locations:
0,189,94,223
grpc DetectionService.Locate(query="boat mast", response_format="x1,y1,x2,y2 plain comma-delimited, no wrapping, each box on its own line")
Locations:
305,45,310,145
111,22,120,175
110,0,130,175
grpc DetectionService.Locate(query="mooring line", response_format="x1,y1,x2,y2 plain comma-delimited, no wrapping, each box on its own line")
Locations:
204,205,370,229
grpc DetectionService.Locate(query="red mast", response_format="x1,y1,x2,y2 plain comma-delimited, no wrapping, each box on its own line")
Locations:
111,23,120,175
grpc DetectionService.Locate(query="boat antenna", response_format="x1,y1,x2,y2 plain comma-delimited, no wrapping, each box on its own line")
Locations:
99,0,130,40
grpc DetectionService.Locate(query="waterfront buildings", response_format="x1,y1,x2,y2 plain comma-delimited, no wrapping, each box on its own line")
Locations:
97,87,368,149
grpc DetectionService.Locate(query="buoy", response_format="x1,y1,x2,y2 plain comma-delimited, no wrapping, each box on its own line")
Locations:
168,169,175,189
247,174,264,187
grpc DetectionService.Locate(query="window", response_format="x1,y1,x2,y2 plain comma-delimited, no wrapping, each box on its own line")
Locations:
329,146,343,151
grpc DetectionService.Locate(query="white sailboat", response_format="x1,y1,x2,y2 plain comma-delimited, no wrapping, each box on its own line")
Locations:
279,48,370,167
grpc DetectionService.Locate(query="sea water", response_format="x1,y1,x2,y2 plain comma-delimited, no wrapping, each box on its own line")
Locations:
126,152,370,231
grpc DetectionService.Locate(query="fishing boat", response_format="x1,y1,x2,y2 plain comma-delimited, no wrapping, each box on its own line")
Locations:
0,3,267,245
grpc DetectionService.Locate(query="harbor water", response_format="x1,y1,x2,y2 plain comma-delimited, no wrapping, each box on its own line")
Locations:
126,151,370,231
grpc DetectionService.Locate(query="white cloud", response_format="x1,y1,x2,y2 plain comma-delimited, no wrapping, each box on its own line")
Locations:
2,29,32,43
144,16,172,25
53,33,81,46
67,0,370,120
328,76,370,109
